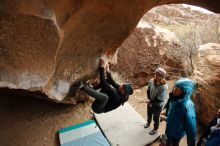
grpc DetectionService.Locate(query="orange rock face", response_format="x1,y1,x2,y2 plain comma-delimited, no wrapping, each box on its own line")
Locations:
192,43,220,125
0,0,220,103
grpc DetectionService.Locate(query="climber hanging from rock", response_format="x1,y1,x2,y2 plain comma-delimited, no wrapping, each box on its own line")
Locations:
78,58,133,114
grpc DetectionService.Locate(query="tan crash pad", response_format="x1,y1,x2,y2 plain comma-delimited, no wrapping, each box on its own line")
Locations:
94,103,160,146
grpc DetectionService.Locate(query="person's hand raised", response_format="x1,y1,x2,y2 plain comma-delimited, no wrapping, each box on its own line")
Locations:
100,59,106,67
105,63,110,73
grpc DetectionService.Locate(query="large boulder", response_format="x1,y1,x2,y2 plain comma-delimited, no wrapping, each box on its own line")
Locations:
143,4,219,25
0,0,220,103
192,43,220,125
111,21,185,88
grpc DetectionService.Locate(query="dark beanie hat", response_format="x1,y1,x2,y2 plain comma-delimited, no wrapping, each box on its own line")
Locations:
123,83,133,95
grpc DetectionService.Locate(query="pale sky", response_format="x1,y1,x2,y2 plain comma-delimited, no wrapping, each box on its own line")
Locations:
182,4,214,14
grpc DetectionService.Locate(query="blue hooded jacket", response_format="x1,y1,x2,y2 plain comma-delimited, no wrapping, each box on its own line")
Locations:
165,78,196,146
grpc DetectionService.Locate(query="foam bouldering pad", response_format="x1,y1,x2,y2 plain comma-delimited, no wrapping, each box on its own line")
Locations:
58,120,110,146
94,103,160,146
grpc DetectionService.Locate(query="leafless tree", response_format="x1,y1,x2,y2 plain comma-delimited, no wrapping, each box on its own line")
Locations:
196,18,220,44
178,30,199,75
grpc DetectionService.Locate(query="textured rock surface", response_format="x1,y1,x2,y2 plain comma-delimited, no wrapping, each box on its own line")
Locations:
192,43,220,125
111,22,185,88
143,4,219,25
0,0,220,103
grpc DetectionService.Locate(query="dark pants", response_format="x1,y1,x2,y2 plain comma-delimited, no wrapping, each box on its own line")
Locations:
167,138,180,146
83,86,108,113
147,104,162,130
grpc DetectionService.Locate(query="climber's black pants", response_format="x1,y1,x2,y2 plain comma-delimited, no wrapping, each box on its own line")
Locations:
83,86,108,113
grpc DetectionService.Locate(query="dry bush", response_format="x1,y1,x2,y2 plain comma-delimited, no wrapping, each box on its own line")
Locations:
159,20,220,75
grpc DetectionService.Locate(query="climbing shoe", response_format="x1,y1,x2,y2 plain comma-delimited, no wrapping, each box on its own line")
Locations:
78,81,84,90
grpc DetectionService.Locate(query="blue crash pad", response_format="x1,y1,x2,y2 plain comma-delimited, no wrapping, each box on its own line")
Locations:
58,120,110,146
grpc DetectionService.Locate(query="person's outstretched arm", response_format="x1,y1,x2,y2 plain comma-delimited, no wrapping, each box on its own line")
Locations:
99,67,112,91
102,63,120,89
97,59,112,91
106,72,120,89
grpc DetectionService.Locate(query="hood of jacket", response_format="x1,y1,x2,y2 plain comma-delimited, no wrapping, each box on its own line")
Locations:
174,78,196,100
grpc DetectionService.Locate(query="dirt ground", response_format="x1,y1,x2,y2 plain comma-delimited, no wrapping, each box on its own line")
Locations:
0,81,203,146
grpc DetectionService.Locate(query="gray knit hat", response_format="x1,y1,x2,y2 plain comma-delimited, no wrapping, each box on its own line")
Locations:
155,67,166,77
